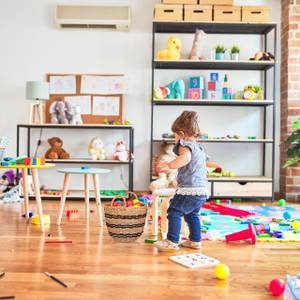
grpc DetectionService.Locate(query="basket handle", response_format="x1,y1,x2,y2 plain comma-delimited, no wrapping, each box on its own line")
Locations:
111,197,127,207
126,191,138,200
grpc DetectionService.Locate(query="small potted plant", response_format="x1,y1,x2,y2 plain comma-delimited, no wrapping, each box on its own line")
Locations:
231,45,240,61
215,45,226,60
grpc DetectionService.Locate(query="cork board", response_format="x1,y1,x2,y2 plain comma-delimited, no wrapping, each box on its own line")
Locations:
45,74,125,124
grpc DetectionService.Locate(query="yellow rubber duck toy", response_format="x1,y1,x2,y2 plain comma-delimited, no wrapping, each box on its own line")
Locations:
156,36,182,60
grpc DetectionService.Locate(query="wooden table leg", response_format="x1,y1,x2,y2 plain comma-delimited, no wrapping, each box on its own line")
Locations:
57,173,70,225
84,174,90,220
92,174,103,227
21,169,29,222
31,168,45,233
152,192,159,236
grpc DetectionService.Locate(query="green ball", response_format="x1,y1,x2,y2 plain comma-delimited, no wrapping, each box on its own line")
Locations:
215,199,221,204
278,199,286,206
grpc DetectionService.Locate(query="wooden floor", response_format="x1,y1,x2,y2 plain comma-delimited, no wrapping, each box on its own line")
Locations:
0,200,299,300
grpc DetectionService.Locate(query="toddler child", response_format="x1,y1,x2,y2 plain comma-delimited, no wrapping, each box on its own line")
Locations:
154,111,209,251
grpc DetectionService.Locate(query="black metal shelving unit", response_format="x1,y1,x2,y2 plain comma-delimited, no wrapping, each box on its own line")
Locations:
17,124,134,196
150,21,277,202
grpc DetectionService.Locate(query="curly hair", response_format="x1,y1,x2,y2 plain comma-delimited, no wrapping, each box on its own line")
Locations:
171,111,201,137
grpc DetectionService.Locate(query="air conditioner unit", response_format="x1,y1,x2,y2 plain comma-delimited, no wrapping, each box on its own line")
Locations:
55,4,131,31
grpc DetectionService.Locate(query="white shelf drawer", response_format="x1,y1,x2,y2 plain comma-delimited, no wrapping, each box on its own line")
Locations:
213,182,272,197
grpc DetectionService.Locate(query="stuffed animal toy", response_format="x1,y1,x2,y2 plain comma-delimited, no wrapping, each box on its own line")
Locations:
149,173,169,191
88,137,106,160
153,144,178,188
49,98,72,124
156,36,182,60
250,51,275,62
188,29,206,60
44,137,70,159
0,170,20,198
166,80,185,99
70,106,83,125
113,141,129,162
154,87,170,100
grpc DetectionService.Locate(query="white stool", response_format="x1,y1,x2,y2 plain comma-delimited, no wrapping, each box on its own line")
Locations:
151,188,189,238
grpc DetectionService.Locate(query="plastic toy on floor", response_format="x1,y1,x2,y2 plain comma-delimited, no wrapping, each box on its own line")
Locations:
156,36,182,60
31,214,51,225
203,202,254,218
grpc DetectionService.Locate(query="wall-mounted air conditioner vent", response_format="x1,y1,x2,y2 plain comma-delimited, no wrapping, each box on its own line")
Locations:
55,4,131,31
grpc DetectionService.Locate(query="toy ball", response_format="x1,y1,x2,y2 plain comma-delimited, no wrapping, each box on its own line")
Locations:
261,202,266,207
215,199,221,204
228,171,235,177
278,199,286,207
126,200,133,207
269,278,285,296
132,199,139,204
292,220,300,231
283,211,292,220
215,264,230,280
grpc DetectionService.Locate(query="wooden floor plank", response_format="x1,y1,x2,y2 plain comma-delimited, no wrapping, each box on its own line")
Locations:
0,200,299,300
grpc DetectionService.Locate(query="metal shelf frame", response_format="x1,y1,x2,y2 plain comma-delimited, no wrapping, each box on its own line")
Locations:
150,21,277,202
17,124,134,191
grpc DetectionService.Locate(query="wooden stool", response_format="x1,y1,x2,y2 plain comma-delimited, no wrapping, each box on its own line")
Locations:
151,188,188,238
0,164,55,233
57,167,111,226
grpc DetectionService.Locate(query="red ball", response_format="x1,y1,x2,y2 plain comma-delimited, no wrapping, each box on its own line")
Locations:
269,278,285,296
126,200,133,207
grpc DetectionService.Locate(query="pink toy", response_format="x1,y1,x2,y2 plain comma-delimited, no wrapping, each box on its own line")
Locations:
188,88,201,99
225,223,257,244
203,203,254,218
269,278,285,296
113,141,129,162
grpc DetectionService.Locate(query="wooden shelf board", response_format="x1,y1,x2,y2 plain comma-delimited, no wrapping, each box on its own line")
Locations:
154,59,275,70
151,176,272,183
153,99,274,107
153,138,273,144
45,159,132,164
153,21,277,35
18,123,132,129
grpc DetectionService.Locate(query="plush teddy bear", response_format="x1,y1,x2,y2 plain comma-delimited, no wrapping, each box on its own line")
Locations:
188,29,206,60
88,137,106,160
113,141,129,162
49,98,72,124
153,143,178,188
149,173,170,191
44,137,70,159
70,106,83,125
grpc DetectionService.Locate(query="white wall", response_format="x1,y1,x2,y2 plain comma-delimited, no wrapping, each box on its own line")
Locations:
0,0,281,191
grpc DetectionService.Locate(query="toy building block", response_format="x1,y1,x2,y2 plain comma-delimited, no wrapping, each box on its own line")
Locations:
210,73,219,81
66,209,79,219
24,158,31,165
188,88,201,99
189,76,204,89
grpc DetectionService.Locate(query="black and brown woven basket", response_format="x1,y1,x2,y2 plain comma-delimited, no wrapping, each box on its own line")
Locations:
104,192,148,243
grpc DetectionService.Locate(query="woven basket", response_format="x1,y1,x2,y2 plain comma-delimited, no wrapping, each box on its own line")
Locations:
104,192,148,243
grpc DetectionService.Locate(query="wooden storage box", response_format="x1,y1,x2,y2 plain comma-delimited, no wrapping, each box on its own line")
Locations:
213,182,272,197
214,5,241,22
154,4,183,21
162,0,197,4
184,5,213,21
242,6,271,23
199,0,233,5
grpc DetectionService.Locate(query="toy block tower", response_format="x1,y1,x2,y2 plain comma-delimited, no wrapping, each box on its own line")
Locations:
207,73,222,100
188,76,204,99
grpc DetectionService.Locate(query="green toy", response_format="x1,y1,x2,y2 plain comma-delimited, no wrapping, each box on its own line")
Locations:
278,199,286,207
166,80,185,99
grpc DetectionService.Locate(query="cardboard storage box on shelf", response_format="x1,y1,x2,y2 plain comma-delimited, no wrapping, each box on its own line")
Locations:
242,6,271,23
184,5,213,21
214,6,241,22
199,0,233,5
162,0,197,4
155,4,183,21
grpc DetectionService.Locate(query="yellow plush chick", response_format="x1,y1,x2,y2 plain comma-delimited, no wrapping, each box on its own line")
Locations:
156,36,182,60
